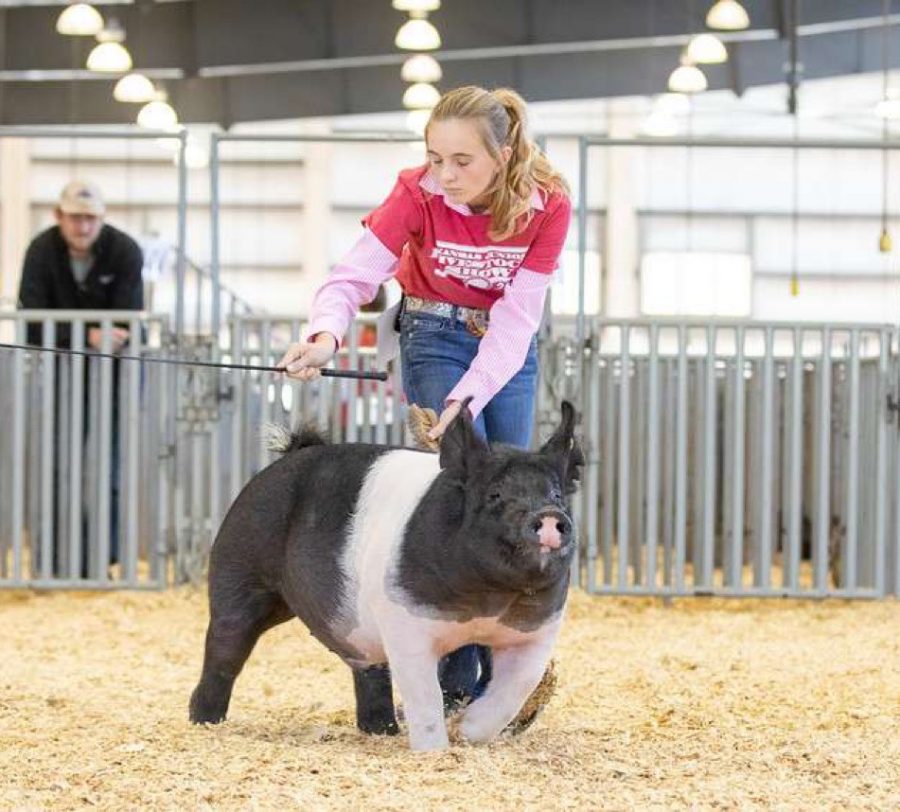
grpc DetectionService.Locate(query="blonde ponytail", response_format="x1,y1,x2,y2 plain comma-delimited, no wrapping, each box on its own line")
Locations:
427,86,569,241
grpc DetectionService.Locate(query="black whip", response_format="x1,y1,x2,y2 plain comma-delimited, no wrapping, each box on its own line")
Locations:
0,342,389,382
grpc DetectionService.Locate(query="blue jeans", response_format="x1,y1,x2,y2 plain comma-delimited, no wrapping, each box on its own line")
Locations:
398,309,538,448
398,306,539,706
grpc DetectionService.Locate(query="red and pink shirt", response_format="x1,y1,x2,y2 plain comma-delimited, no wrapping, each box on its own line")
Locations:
306,164,572,418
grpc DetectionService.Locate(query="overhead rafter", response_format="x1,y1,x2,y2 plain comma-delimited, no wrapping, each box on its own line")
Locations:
0,0,896,125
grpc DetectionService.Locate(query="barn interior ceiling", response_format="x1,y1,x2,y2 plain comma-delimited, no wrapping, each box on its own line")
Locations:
0,0,897,127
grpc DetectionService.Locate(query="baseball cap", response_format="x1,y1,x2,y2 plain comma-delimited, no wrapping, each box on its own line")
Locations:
58,180,105,216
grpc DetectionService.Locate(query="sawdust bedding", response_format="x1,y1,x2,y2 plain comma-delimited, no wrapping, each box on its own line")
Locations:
1,587,898,810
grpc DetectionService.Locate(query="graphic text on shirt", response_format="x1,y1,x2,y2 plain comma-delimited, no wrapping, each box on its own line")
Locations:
430,240,528,291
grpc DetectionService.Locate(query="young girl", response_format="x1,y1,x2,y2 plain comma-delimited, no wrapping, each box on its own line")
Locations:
279,85,571,709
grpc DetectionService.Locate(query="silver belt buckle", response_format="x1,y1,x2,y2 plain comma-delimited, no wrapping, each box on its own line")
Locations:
465,309,488,337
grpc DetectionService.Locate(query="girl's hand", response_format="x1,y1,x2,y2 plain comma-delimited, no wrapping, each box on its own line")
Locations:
277,333,337,381
426,400,464,442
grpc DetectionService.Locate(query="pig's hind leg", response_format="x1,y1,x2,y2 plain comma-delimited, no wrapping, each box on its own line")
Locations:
190,587,293,724
352,664,399,736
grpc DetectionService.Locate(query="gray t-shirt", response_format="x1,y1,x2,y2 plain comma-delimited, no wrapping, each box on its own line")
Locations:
70,255,94,285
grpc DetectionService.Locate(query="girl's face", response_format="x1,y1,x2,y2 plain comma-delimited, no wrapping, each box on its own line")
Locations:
426,118,511,208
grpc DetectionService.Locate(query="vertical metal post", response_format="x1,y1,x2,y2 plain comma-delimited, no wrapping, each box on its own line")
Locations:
730,327,746,589
675,324,689,593
758,326,775,589
617,325,631,589
97,320,114,582
11,319,26,584
39,320,56,581
874,329,889,596
347,324,359,443
69,321,85,579
175,129,189,343
210,134,222,342
815,328,832,591
124,316,141,584
601,350,615,587
230,318,245,501
702,325,716,588
787,327,804,590
846,329,861,591
258,320,273,469
585,325,601,593
576,137,588,350
646,323,660,591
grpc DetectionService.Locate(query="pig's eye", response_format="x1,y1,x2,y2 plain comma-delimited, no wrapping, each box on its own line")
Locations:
486,490,503,505
549,486,562,501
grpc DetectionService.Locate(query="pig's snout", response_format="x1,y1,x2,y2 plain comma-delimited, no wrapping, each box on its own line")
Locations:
527,510,572,551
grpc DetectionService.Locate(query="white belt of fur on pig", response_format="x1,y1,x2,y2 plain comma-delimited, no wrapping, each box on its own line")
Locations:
403,295,490,337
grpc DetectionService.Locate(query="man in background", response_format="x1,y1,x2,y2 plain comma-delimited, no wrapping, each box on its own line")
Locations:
17,180,143,577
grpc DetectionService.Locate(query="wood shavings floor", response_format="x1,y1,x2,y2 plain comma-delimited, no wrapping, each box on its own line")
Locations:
1,588,898,810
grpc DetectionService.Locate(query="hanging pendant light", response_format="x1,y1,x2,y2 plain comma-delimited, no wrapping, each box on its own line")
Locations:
56,3,104,36
113,73,156,103
403,82,441,109
876,0,894,251
86,19,132,73
392,0,441,10
668,57,708,94
137,91,179,130
705,0,750,30
687,33,728,64
396,18,441,50
401,54,442,83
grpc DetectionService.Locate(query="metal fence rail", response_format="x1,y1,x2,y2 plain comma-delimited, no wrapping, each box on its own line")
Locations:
2,311,899,597
575,318,900,598
161,312,410,582
0,311,173,589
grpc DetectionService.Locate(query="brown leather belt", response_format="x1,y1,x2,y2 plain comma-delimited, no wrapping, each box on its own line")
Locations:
402,295,490,337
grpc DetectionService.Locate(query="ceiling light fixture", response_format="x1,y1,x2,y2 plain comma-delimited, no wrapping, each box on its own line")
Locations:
403,81,441,109
687,33,728,64
137,91,179,130
113,72,156,103
668,58,708,94
56,3,104,37
401,53,442,83
86,19,132,73
392,0,441,11
395,18,441,50
705,0,750,31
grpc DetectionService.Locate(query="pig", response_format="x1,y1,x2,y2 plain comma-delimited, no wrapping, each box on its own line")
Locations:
189,400,582,751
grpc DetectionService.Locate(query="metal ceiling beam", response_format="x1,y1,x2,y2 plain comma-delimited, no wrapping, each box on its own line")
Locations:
0,1,898,124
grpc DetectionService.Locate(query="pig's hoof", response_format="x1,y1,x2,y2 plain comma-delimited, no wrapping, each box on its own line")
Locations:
189,690,228,725
504,660,558,736
357,715,399,736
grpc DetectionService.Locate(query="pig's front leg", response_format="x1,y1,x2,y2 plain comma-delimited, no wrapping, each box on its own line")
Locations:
457,633,557,744
382,633,446,751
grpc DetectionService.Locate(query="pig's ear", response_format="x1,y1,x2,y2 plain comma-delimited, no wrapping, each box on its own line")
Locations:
439,397,487,477
540,400,584,494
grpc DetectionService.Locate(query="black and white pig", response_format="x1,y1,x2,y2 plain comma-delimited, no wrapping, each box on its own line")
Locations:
189,400,582,751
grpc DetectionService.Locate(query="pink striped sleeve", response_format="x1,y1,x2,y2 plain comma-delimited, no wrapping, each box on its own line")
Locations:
304,229,400,348
445,267,551,419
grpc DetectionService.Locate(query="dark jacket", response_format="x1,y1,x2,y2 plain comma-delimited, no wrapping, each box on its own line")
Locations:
17,223,144,347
